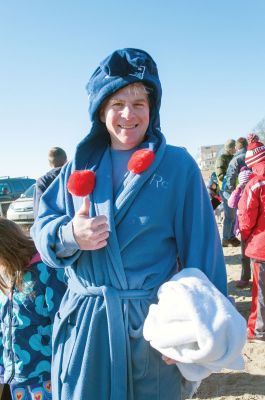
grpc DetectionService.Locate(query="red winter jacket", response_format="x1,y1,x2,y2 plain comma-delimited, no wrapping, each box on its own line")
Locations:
238,162,265,261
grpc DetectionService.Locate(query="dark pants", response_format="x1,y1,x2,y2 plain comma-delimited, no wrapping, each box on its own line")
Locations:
1,384,12,400
240,240,251,281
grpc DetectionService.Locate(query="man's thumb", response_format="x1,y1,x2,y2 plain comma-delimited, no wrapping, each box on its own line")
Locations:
76,197,90,216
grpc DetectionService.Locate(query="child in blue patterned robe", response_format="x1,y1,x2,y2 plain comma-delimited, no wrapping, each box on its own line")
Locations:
0,218,66,400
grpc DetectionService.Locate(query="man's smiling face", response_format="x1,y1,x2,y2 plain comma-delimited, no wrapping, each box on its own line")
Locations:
100,83,150,150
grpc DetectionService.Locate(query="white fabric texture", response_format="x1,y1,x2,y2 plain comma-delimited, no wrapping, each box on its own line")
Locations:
143,268,247,381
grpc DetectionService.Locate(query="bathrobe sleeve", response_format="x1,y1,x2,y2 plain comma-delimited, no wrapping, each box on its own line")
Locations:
31,162,82,268
173,154,227,296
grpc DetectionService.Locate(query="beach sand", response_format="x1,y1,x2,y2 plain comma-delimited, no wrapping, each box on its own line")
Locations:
192,241,265,400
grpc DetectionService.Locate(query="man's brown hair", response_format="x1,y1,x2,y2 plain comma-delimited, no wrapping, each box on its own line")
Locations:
48,147,67,168
236,137,248,149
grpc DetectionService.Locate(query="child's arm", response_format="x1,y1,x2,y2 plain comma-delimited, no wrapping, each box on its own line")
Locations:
228,186,242,209
238,183,259,241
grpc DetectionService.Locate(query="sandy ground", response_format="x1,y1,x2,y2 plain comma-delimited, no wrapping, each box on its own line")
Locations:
192,222,265,400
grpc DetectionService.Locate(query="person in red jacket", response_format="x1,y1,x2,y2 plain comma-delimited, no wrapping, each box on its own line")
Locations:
238,133,265,342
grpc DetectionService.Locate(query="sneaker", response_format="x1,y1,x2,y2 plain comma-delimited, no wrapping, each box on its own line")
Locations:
229,237,241,246
235,279,250,288
222,238,241,247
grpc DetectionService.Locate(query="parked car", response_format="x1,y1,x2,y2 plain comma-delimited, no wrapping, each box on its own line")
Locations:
7,184,35,224
0,176,36,217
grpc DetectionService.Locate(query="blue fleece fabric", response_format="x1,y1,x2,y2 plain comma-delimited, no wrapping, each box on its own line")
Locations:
31,48,227,400
110,149,134,195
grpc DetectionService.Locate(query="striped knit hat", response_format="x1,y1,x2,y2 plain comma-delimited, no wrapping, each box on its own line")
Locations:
238,166,252,186
245,133,265,167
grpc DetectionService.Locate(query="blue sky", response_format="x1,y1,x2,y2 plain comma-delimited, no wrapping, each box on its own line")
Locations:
1,0,265,179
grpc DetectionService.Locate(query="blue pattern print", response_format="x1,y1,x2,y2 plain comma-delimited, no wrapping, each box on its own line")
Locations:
29,325,52,356
28,360,51,379
0,259,66,386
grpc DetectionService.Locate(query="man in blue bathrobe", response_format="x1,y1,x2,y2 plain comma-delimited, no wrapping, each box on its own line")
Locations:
31,48,227,400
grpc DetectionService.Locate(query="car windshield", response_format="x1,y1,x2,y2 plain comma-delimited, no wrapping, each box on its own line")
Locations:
0,183,10,195
21,184,35,198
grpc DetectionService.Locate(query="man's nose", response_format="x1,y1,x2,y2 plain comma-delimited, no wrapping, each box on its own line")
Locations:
121,105,133,118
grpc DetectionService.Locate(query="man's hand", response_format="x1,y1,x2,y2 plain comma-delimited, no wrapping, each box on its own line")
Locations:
72,197,109,250
162,355,177,365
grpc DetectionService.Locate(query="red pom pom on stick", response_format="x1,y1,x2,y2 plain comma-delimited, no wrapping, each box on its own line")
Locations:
67,170,96,196
128,149,155,174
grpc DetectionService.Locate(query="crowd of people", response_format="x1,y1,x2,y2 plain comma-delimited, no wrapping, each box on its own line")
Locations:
0,47,263,399
207,132,265,344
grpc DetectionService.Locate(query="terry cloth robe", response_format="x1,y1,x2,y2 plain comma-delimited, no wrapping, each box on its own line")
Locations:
143,268,246,382
31,48,227,400
31,142,227,400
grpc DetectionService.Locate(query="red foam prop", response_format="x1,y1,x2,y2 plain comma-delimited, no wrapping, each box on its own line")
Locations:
128,149,155,174
67,170,96,196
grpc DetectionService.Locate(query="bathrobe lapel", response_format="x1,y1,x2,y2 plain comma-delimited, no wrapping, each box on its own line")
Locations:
91,148,128,290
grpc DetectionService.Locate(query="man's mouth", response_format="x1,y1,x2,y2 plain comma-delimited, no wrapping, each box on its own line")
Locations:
118,124,138,129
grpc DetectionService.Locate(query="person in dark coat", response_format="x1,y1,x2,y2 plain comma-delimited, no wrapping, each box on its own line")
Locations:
225,137,248,195
215,139,240,247
33,147,67,218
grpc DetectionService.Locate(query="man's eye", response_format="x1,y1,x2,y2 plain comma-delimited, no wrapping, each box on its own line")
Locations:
112,102,123,107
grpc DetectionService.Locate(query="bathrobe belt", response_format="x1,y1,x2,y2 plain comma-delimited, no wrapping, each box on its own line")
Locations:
68,279,156,400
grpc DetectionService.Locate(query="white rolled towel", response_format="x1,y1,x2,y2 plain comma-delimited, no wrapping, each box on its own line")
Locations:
143,268,247,381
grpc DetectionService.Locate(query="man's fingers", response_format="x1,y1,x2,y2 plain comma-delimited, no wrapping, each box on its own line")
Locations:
89,216,108,228
72,199,109,251
76,197,90,217
82,238,108,251
88,231,109,246
162,355,177,365
96,230,109,241
93,239,108,250
90,222,109,235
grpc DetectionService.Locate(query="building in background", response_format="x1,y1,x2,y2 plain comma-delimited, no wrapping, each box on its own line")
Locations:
197,144,223,182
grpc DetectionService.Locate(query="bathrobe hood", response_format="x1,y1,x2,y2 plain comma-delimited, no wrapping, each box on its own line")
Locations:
74,48,163,170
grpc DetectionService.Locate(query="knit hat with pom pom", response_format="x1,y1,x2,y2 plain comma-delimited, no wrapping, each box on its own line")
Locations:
245,133,265,167
238,166,252,186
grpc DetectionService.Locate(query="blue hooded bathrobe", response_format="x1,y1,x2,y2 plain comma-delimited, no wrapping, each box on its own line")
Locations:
31,48,227,400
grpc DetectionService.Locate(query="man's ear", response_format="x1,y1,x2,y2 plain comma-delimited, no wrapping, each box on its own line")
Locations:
99,107,106,123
